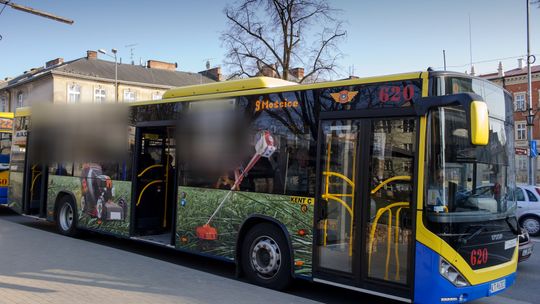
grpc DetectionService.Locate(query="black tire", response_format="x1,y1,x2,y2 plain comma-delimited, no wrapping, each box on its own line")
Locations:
241,223,292,290
55,196,79,237
520,215,540,237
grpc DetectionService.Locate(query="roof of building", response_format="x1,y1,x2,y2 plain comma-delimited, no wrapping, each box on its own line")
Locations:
0,57,215,90
480,64,540,79
503,65,540,77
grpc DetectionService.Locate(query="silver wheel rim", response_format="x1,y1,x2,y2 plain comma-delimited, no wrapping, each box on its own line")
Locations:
59,203,73,231
523,218,540,235
250,236,281,279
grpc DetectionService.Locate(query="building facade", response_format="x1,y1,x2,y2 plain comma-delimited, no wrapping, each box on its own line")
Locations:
0,50,221,110
481,61,540,184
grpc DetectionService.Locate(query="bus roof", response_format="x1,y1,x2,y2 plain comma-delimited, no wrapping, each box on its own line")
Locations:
132,71,427,106
163,77,297,99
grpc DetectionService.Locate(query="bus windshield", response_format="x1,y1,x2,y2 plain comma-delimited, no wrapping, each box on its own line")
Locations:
426,106,515,222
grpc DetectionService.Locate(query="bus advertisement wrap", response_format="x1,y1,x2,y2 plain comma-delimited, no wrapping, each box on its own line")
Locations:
7,72,518,304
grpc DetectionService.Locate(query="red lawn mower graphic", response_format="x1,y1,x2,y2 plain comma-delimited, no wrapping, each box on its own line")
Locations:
196,130,277,240
81,164,127,221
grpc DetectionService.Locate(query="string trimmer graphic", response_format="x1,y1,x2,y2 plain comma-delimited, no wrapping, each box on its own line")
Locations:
196,130,277,240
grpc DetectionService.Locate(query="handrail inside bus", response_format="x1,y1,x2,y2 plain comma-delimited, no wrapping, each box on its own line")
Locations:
136,180,163,207
321,193,353,216
137,164,163,178
394,206,409,281
370,176,411,195
322,171,355,188
368,201,409,281
320,135,356,256
30,172,42,193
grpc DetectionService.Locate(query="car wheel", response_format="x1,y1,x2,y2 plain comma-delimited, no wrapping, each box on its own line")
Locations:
56,196,79,237
521,216,540,237
241,223,292,290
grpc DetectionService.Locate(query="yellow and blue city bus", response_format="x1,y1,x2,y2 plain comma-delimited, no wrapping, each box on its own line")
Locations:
0,112,14,205
8,71,518,303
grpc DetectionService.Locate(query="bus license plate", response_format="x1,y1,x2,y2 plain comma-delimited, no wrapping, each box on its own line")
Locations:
489,279,506,294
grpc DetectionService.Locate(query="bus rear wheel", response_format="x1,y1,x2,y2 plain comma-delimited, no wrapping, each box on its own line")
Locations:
241,223,292,290
56,196,79,237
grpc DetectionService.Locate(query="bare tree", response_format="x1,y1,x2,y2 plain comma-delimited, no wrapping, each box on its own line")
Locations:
222,0,346,82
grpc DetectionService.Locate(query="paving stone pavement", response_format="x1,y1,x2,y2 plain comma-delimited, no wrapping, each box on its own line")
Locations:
0,215,320,304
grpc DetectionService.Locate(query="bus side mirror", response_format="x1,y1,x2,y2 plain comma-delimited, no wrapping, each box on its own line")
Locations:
470,101,489,146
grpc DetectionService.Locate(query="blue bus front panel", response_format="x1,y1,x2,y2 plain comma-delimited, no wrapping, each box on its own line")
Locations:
414,242,516,304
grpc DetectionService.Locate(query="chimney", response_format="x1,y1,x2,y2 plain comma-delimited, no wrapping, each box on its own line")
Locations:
518,58,524,69
198,66,222,81
147,60,177,71
259,64,277,78
289,67,304,80
87,50,98,60
46,58,64,68
497,61,504,77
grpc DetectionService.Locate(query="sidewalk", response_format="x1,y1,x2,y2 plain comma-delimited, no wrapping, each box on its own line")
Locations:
0,214,318,304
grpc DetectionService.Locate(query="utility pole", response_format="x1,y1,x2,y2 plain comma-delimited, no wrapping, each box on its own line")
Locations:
526,0,536,185
0,0,73,24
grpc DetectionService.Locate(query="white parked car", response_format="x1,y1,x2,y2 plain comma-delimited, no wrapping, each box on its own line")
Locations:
516,185,540,236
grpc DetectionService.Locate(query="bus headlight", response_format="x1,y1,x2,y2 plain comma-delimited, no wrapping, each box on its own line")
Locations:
440,258,470,287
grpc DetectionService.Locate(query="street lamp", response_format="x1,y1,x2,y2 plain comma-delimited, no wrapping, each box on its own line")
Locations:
98,48,118,103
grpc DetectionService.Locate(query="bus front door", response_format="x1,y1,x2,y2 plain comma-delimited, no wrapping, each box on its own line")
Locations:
313,117,416,302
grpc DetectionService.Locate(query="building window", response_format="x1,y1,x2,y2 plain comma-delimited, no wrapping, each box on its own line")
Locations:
381,120,392,133
123,89,136,102
516,121,527,140
152,92,162,100
0,96,7,112
402,160,412,172
94,87,106,103
518,158,527,170
402,119,414,132
67,84,81,103
403,143,413,151
384,160,393,171
17,92,24,108
515,93,526,111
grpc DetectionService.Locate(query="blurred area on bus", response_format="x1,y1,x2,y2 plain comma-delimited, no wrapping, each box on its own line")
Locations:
29,103,129,164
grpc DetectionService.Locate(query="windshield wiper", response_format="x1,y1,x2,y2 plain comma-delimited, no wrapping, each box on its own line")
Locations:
458,226,486,245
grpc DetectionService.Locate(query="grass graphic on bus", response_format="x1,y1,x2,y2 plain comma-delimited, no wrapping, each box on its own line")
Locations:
176,186,314,276
47,175,131,236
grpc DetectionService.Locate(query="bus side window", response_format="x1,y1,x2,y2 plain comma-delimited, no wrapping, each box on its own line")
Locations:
49,163,71,176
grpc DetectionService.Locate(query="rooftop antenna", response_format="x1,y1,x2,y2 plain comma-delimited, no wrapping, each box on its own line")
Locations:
443,49,447,71
203,58,215,70
125,43,138,65
468,14,473,73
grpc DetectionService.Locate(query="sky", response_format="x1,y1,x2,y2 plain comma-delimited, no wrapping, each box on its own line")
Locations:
0,0,538,80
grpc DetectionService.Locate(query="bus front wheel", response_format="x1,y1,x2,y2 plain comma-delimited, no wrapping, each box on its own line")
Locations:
55,196,79,237
241,223,292,290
